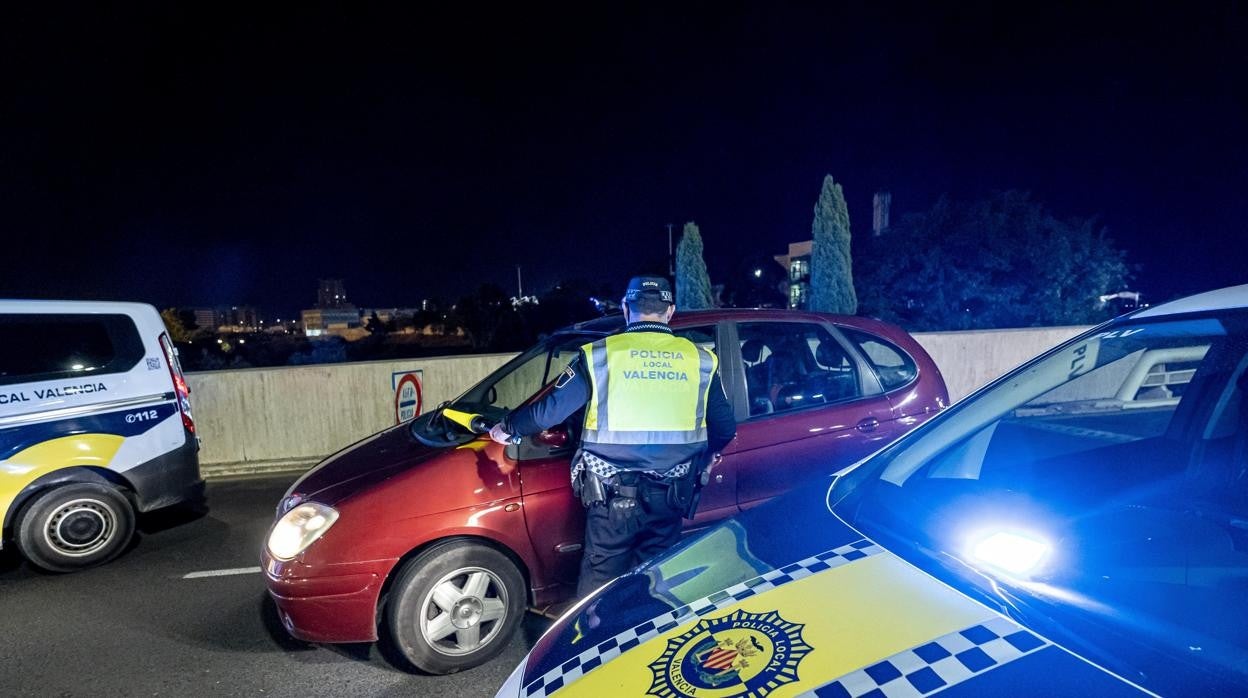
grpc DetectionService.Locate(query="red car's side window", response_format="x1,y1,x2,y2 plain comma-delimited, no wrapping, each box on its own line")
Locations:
841,328,919,392
737,322,862,417
673,325,718,354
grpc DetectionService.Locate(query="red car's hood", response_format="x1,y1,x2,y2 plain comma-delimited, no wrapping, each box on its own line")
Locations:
287,423,444,505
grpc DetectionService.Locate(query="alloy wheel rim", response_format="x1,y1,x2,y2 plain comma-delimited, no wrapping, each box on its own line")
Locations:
418,566,508,656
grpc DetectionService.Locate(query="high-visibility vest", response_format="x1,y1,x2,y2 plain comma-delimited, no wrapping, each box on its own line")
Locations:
580,332,718,446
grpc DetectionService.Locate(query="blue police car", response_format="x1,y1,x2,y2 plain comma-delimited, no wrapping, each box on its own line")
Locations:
497,284,1248,696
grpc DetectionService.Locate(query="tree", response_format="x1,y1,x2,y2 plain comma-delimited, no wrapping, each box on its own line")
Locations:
452,284,517,350
857,190,1131,330
365,311,387,334
532,279,609,335
809,175,857,314
675,221,714,310
160,308,195,343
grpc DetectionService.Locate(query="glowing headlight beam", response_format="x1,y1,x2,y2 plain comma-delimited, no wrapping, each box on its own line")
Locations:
970,530,1051,577
267,502,339,561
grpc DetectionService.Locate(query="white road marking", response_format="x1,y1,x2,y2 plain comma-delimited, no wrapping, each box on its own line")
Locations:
181,566,262,579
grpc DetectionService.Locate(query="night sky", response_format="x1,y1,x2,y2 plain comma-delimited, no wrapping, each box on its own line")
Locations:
3,3,1245,317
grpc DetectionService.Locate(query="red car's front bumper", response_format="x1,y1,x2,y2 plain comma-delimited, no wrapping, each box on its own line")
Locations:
263,551,397,643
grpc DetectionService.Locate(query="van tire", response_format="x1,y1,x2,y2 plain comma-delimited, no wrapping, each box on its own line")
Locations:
384,541,526,674
16,483,136,573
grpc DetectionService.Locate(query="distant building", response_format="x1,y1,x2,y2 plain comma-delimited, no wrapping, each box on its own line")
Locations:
359,307,422,324
301,307,362,337
218,305,260,332
318,279,349,309
304,279,361,337
189,308,218,332
774,240,812,309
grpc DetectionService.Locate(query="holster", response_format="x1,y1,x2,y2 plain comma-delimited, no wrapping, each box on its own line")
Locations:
672,450,714,519
576,469,609,508
666,472,696,518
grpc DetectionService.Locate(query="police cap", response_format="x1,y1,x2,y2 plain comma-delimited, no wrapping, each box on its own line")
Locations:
623,276,674,303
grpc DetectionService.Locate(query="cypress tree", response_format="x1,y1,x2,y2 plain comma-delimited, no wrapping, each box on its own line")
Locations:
809,175,857,314
675,221,715,310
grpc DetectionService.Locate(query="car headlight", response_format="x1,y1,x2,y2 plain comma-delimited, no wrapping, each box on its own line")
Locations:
267,502,339,561
969,530,1051,578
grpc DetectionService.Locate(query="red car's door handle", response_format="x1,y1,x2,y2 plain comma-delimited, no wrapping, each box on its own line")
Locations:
856,418,880,433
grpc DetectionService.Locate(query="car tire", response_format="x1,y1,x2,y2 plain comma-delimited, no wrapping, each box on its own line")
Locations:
15,483,136,573
385,540,527,674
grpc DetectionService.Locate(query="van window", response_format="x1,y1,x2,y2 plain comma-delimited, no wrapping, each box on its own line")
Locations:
0,314,145,386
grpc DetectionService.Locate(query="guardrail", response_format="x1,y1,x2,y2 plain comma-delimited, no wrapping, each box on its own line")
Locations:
187,325,1089,478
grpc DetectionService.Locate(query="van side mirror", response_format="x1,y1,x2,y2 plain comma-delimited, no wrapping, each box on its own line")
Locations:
534,427,569,448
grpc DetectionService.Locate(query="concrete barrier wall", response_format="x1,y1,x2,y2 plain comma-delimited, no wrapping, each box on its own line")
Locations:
912,326,1090,403
188,325,1092,477
186,353,515,477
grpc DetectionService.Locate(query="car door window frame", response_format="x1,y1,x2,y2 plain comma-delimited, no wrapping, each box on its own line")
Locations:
828,324,885,397
672,319,739,408
839,326,918,394
708,321,750,422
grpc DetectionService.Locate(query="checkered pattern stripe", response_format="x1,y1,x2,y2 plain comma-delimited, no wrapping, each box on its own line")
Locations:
522,539,884,698
799,616,1050,698
572,451,690,483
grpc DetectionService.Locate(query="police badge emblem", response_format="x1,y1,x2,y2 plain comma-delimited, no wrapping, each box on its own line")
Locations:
646,609,812,698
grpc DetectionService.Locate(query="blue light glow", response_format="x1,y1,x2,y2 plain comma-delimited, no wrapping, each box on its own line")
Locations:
970,530,1051,577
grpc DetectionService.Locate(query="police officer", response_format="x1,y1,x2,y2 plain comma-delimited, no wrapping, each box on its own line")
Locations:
490,276,736,596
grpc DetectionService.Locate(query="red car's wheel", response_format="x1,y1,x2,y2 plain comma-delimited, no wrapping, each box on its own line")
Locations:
385,540,526,674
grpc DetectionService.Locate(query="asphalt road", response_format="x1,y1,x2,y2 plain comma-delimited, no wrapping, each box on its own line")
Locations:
0,475,551,697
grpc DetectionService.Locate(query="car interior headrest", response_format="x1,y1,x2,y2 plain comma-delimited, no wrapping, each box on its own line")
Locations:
741,339,765,363
816,340,846,368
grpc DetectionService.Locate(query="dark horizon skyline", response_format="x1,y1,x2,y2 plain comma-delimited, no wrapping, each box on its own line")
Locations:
3,3,1246,319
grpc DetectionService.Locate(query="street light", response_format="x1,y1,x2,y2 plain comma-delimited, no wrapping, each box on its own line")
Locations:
753,268,762,278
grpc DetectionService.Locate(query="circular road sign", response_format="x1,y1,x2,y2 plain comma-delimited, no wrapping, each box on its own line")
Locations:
395,373,423,423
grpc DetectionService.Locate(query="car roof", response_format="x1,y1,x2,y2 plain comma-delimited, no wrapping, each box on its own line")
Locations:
0,299,160,315
1132,283,1248,319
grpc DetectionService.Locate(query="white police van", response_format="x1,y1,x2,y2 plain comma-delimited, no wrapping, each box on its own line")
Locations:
0,301,202,571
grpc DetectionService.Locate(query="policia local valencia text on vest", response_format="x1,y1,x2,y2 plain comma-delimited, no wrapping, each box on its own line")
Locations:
491,276,736,597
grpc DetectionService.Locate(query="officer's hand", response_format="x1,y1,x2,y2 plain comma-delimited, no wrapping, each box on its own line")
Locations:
706,452,723,475
488,424,513,444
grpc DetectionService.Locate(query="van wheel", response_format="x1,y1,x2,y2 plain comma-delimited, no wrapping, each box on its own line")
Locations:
385,541,526,674
16,483,135,573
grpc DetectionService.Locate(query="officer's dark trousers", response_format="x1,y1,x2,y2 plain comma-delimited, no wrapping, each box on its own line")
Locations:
577,479,681,597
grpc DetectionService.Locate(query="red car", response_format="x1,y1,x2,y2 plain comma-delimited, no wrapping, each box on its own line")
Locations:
261,310,947,673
